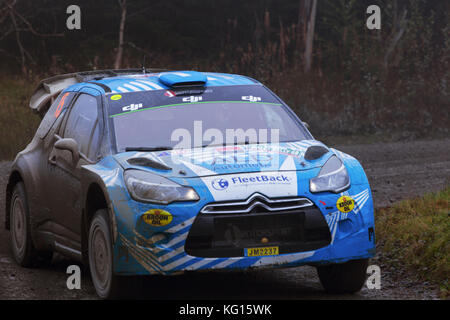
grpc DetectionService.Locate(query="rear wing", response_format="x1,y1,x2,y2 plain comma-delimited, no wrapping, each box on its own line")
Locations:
29,68,167,117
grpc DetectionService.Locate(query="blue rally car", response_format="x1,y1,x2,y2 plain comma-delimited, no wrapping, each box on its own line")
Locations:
5,69,375,298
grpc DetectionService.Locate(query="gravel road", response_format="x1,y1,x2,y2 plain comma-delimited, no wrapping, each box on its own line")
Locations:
1,138,448,300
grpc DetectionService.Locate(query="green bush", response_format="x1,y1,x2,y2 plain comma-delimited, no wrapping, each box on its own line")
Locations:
376,187,450,297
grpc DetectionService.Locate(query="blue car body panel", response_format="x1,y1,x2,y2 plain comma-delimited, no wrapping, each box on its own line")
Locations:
66,70,375,275
83,141,375,275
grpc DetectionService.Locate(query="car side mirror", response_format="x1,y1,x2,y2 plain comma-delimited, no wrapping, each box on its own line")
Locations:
302,121,310,129
54,138,80,166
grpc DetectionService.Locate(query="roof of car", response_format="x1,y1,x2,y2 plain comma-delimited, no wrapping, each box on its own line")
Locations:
63,71,260,95
29,70,262,114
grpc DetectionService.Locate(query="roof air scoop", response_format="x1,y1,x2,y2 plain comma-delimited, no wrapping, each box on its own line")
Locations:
158,71,207,88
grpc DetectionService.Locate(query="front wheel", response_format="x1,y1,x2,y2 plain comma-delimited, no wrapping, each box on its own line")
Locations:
316,259,369,294
88,209,123,299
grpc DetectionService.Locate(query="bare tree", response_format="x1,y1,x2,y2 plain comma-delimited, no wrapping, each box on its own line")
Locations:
296,0,318,72
384,1,408,70
303,0,317,73
114,0,127,69
1,0,63,75
296,0,306,57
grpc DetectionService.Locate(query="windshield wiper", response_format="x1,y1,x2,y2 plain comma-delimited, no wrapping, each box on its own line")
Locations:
201,139,259,148
125,146,173,152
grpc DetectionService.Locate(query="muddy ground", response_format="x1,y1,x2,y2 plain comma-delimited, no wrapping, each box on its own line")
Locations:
0,138,449,300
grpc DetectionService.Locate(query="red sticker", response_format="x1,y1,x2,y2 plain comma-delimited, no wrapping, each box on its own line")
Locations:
164,90,176,98
54,92,70,118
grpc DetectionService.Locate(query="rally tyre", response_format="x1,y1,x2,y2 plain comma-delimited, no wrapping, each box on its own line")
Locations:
88,209,123,299
316,259,369,294
10,182,39,267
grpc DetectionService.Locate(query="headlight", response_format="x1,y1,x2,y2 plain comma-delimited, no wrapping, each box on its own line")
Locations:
310,156,350,193
124,170,199,204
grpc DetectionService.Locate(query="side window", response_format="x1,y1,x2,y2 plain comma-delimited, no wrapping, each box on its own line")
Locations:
36,92,73,139
63,94,100,159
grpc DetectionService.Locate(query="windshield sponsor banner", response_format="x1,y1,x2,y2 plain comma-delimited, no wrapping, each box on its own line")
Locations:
107,85,280,117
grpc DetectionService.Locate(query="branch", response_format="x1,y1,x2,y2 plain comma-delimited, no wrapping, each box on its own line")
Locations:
9,7,26,74
7,1,64,37
384,8,408,70
304,0,317,73
128,41,153,57
0,27,13,41
0,48,21,62
114,0,127,69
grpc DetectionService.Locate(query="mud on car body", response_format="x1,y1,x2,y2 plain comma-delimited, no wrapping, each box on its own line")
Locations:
5,69,375,298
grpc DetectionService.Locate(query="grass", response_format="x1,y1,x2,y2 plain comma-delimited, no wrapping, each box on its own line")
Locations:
376,187,450,297
0,77,40,160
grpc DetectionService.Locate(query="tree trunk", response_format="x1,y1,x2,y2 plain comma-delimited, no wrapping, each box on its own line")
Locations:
384,7,408,70
304,0,317,73
9,10,26,75
114,0,127,69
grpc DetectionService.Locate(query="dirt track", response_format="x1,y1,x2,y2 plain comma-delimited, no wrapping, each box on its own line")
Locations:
1,138,449,300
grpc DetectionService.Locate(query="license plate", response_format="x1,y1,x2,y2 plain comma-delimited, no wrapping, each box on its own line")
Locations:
245,246,279,257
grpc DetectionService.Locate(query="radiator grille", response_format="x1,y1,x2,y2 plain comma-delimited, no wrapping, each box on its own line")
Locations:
200,193,314,214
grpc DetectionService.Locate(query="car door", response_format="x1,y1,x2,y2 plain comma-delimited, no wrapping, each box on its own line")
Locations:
46,91,103,248
26,92,75,241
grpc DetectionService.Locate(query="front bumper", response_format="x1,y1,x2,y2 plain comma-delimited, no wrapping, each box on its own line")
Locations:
112,184,375,275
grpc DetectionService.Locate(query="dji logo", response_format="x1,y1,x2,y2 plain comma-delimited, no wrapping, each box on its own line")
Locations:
182,96,203,103
122,103,143,112
242,96,261,102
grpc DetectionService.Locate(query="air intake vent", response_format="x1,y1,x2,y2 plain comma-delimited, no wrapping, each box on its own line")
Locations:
200,193,313,214
127,157,171,171
158,71,207,88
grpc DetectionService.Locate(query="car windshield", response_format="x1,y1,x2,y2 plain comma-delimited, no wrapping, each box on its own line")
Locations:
108,85,308,152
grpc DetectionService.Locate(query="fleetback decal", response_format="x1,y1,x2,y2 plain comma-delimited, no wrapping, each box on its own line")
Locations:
200,171,298,202
336,195,355,213
142,209,173,227
211,178,229,190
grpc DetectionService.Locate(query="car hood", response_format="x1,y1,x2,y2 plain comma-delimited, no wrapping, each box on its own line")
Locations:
113,140,332,178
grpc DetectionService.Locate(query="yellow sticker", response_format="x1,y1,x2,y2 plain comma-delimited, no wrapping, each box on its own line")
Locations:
110,94,122,101
142,209,173,227
336,195,355,213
